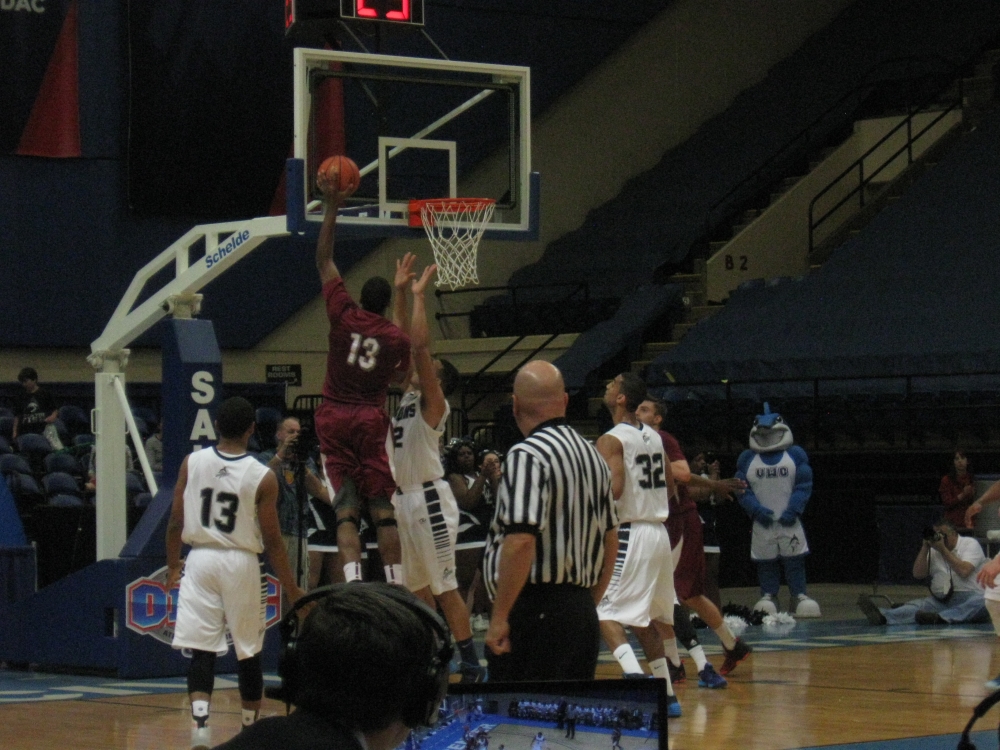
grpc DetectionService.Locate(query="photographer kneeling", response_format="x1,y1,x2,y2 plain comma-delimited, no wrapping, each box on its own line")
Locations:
858,519,988,625
259,417,332,597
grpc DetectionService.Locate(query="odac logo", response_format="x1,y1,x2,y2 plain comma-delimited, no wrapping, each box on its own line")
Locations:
125,565,282,646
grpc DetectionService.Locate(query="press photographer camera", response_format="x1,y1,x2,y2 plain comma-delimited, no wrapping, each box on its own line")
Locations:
923,526,944,544
288,424,318,464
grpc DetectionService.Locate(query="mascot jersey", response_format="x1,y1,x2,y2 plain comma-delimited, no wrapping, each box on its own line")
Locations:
736,404,813,562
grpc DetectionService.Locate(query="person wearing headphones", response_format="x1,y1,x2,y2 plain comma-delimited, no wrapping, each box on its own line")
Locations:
215,582,453,749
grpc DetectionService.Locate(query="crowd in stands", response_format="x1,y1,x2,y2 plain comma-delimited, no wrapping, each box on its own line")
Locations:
1,368,157,523
508,700,648,731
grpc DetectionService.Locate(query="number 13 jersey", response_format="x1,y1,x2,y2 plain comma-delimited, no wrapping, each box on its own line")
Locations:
322,277,411,407
182,447,270,553
608,422,670,524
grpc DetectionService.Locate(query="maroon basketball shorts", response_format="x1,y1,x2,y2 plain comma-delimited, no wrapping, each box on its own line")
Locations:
315,400,396,503
666,505,707,601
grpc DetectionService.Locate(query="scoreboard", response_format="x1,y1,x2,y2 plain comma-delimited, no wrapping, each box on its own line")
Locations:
287,0,425,28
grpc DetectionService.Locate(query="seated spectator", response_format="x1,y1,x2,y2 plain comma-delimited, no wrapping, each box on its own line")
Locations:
143,423,163,473
13,367,58,441
84,443,135,494
857,518,988,625
445,440,499,512
940,449,975,529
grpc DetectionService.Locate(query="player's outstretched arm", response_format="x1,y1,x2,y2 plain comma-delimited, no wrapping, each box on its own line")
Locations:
314,172,355,284
393,253,417,333
257,470,306,603
412,264,447,427
596,434,625,500
165,456,190,591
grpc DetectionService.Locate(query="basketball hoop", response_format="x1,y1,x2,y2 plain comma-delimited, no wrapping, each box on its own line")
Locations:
409,198,496,289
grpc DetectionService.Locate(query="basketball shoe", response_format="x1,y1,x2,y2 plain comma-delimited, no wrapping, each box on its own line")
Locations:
719,638,752,675
697,663,728,689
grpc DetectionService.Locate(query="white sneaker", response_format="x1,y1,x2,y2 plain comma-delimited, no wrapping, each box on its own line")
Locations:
794,594,821,618
191,725,212,750
753,594,778,615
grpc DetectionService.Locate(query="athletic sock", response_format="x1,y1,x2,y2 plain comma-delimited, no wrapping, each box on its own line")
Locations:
688,644,709,673
458,637,479,665
613,644,643,675
343,562,362,583
648,657,670,681
241,709,259,728
384,564,403,585
714,623,736,651
191,699,210,728
663,637,681,667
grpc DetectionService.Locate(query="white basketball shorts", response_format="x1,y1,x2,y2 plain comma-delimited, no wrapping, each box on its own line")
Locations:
172,546,267,660
392,479,459,595
597,521,674,627
750,518,810,561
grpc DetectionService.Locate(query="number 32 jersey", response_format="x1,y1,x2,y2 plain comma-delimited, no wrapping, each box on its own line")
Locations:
608,422,670,524
322,277,411,407
181,448,270,554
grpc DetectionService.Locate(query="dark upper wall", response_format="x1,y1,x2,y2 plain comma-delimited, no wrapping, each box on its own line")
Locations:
509,0,1000,298
0,0,672,349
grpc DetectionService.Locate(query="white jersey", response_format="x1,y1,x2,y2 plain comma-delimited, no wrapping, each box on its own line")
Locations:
387,389,449,489
608,421,669,523
747,451,797,514
181,447,270,553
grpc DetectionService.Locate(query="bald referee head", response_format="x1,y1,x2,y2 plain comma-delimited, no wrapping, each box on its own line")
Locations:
512,360,569,436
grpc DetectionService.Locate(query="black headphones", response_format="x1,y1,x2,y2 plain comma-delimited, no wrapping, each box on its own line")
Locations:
266,584,454,728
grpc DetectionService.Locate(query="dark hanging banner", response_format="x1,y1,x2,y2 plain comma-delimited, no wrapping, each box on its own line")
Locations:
125,0,295,219
0,0,75,155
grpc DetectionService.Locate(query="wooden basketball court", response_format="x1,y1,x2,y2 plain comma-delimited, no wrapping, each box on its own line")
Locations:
1,585,998,750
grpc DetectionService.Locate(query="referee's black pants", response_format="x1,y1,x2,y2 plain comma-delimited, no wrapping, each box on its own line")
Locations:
487,583,599,681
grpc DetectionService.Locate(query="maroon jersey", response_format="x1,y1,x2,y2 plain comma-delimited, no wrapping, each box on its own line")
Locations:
322,278,411,406
658,429,697,514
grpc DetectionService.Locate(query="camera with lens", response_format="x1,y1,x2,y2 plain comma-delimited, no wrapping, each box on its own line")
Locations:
289,425,318,464
923,526,943,543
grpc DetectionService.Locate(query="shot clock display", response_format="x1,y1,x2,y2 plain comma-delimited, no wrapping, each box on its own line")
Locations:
286,0,425,29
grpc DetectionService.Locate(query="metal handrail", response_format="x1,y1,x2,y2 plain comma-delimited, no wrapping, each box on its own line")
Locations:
808,76,964,254
702,54,958,242
434,282,589,321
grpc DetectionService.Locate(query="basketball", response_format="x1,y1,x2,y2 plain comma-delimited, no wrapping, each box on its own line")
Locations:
317,155,361,195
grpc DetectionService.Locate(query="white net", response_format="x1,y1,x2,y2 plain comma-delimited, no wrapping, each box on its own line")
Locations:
417,198,496,289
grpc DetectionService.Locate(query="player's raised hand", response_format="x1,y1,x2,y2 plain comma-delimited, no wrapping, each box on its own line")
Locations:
395,253,418,291
412,264,437,295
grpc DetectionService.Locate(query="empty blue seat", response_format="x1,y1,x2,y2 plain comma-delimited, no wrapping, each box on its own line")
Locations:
58,405,90,436
132,492,153,508
132,407,158,430
73,434,95,447
0,436,11,455
17,432,52,457
49,494,85,507
7,472,44,507
125,471,146,500
0,454,32,476
44,452,82,476
43,471,82,499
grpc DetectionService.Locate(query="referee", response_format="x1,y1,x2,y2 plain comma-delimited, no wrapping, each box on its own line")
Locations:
483,360,619,680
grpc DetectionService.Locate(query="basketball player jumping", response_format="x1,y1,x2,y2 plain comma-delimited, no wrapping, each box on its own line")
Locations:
313,168,412,584
166,397,305,749
595,373,681,718
386,261,486,682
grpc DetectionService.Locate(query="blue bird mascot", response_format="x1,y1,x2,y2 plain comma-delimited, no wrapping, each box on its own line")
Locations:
735,403,821,617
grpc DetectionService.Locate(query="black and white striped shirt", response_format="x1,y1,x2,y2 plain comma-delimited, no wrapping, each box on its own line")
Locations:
483,419,617,599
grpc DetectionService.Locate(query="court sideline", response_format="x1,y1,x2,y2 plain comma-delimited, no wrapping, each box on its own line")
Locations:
2,584,999,750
